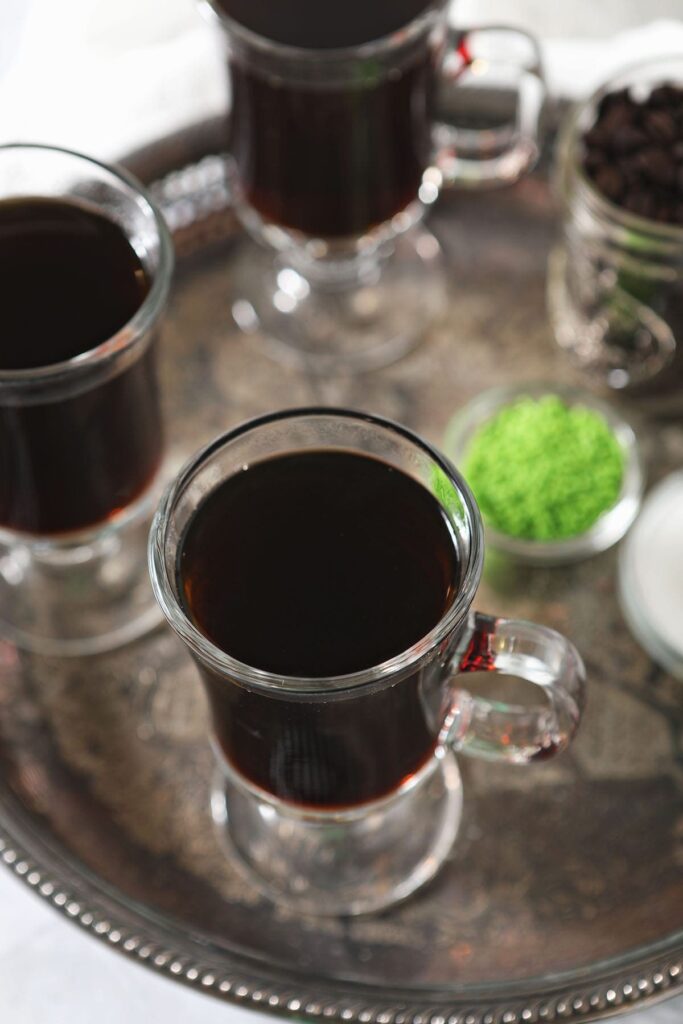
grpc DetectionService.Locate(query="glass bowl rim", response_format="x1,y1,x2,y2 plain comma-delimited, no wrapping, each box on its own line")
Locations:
443,382,644,565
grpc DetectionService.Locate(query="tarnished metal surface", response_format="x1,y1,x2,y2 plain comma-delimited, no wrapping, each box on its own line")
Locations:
0,126,682,1022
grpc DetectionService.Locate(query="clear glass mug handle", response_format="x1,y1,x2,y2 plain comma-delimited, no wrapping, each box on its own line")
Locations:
446,612,586,762
432,26,546,188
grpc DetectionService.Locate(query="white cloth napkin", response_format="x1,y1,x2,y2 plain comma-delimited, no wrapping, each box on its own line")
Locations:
1,2,683,160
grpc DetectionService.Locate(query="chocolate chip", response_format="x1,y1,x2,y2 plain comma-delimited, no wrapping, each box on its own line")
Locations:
612,125,649,153
583,148,606,172
600,102,637,137
637,146,677,186
597,88,631,117
649,84,681,107
644,109,678,144
654,204,675,223
623,191,656,218
584,125,609,149
581,81,683,225
594,165,625,201
620,155,645,184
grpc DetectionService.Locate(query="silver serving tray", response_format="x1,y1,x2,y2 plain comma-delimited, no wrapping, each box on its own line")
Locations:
1,120,682,1024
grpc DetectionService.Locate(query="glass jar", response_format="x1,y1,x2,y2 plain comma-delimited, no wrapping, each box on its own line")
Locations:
548,57,683,415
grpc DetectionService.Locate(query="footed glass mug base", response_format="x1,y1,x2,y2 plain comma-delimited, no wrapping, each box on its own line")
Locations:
0,477,164,658
211,748,462,917
230,226,446,374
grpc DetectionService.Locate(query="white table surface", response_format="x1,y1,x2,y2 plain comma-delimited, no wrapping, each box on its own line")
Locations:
1,1,682,1020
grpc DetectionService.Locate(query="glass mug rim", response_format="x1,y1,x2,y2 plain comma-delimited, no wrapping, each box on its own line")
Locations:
149,407,484,694
0,142,174,389
558,55,683,247
200,0,448,63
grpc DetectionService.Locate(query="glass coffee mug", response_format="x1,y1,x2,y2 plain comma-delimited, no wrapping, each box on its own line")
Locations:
202,0,546,371
0,144,173,655
150,409,585,916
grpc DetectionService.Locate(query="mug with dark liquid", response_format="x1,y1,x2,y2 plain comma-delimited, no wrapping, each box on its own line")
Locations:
202,0,545,370
0,144,173,655
150,409,585,915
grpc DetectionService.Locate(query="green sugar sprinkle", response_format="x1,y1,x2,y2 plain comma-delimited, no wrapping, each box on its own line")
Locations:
462,395,625,541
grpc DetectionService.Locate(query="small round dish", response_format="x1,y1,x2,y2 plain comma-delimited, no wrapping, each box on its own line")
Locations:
444,382,644,565
619,471,683,680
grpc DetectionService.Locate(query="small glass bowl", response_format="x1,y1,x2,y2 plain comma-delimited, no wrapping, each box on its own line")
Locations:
444,382,644,566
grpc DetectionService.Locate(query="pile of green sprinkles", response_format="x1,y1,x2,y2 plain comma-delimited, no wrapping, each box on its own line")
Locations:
462,395,625,541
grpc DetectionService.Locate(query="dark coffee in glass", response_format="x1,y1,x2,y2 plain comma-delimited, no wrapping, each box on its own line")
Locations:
207,3,545,373
0,144,172,656
0,197,162,535
215,0,437,48
153,410,584,914
216,0,439,237
179,449,461,808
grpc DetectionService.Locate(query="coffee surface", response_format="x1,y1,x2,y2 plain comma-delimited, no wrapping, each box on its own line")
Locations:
180,450,459,677
0,197,148,371
215,0,435,49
